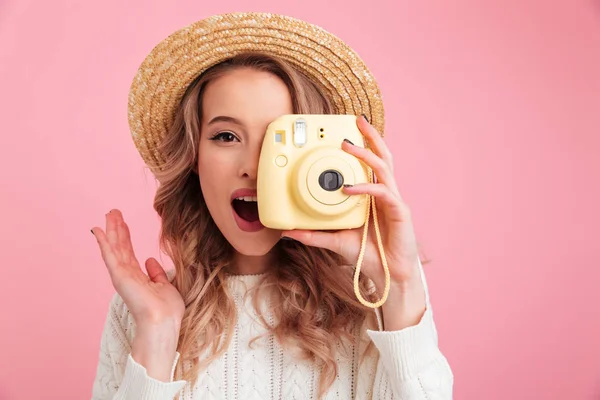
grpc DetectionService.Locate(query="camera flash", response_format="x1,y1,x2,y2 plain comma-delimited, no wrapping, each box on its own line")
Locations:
293,118,307,147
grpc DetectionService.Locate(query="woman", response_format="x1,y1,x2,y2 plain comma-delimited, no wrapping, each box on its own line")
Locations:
91,12,453,400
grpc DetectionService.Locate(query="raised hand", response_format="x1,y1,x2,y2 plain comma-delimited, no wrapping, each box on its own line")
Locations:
91,209,184,381
91,209,185,326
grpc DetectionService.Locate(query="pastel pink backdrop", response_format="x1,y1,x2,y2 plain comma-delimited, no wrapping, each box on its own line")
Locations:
0,0,598,399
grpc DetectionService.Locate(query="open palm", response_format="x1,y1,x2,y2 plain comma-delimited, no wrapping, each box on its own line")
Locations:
91,209,185,326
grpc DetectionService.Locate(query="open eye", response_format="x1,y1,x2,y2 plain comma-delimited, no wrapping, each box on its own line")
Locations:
210,131,239,142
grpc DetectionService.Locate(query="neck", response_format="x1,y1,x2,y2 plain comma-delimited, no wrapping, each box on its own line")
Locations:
230,250,275,275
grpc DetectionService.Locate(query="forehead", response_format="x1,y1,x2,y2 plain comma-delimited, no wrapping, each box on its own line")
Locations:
201,68,293,123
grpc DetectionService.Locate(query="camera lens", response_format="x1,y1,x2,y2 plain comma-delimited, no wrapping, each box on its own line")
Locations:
318,170,344,191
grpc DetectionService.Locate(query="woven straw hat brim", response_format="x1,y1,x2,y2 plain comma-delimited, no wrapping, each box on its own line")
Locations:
128,12,385,171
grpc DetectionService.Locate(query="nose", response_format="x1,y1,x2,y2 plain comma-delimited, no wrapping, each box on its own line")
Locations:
238,141,261,180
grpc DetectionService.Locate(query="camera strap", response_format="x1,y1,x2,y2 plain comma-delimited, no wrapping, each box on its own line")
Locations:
352,166,391,309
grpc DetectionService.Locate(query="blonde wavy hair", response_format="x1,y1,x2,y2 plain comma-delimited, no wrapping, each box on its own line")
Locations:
151,52,425,398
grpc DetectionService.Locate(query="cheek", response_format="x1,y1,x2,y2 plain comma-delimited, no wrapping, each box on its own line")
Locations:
198,160,221,192
197,149,233,206
197,164,226,223
198,151,232,179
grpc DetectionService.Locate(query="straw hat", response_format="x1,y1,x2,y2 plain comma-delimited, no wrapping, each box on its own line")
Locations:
127,12,385,171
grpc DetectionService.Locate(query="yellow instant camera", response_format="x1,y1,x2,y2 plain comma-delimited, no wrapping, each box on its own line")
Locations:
257,114,370,230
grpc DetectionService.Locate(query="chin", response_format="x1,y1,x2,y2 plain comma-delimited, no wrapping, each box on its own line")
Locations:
229,236,279,256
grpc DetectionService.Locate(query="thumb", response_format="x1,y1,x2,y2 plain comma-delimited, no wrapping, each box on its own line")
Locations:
145,257,169,284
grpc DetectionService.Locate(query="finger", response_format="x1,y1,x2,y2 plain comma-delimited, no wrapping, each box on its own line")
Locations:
91,227,120,280
357,115,394,171
342,140,400,197
106,209,126,264
113,210,137,263
105,210,119,247
98,210,140,272
343,183,409,221
145,258,169,284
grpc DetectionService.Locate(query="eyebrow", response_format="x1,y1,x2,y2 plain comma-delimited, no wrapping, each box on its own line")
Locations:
206,115,244,126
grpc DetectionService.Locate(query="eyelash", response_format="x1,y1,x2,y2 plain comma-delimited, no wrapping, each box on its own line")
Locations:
209,131,239,142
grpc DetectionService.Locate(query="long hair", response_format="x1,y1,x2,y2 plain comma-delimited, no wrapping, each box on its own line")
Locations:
151,52,423,398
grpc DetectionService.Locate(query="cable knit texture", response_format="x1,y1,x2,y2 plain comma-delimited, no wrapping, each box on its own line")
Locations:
91,260,453,399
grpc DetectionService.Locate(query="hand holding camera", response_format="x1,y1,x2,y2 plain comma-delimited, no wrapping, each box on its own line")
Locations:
270,115,426,322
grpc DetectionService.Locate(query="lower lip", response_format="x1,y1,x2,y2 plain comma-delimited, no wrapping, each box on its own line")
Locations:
232,206,265,232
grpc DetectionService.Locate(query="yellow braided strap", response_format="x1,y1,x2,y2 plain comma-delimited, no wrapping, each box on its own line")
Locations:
353,166,390,308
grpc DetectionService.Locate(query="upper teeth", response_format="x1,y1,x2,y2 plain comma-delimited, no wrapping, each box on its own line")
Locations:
236,196,257,202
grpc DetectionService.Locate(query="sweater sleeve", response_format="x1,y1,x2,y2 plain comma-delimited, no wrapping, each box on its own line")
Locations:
91,293,187,400
365,258,454,399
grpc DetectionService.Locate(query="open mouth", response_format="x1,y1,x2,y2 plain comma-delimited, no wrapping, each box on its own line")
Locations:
232,196,259,223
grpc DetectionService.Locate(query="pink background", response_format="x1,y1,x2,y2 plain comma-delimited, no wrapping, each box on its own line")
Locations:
1,0,599,399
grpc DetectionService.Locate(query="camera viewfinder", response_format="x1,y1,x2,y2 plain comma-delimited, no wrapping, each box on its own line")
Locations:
293,118,307,147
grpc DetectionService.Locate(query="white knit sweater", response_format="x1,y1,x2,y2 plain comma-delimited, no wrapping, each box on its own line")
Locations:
91,260,453,399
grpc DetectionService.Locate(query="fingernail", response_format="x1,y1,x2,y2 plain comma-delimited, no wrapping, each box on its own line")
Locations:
361,114,369,123
343,184,354,188
90,229,95,236
343,138,354,145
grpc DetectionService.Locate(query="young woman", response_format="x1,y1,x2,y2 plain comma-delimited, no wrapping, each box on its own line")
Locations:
91,13,453,400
